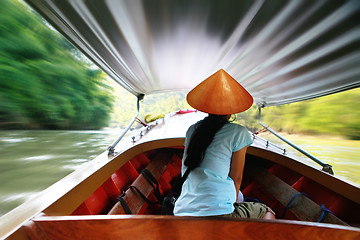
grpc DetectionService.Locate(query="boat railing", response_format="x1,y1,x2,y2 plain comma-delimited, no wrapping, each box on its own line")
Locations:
251,132,287,155
108,95,144,156
129,109,199,143
258,107,334,175
130,120,159,143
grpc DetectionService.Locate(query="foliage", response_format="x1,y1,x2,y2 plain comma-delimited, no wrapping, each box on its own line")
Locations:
0,0,113,129
109,82,191,129
140,92,191,118
236,88,360,140
109,80,359,140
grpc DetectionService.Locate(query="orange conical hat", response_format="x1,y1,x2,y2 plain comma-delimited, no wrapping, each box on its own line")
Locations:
186,69,253,115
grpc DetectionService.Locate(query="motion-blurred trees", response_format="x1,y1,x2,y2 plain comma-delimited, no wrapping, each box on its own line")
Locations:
0,0,113,129
237,88,360,140
109,82,359,140
108,83,190,129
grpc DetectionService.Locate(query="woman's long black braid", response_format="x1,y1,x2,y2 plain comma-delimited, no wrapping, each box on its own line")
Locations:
184,114,229,171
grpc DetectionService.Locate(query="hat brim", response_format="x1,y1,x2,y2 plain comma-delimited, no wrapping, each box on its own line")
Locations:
186,69,253,115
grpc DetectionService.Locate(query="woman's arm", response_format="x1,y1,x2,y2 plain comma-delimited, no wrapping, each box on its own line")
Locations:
229,146,247,200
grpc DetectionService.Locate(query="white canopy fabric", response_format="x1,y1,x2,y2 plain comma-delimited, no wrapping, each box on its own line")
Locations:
25,0,360,107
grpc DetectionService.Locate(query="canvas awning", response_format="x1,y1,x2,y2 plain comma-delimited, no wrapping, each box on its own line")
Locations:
25,0,360,106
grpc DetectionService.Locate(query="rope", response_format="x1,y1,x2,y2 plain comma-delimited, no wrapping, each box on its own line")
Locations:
141,169,163,203
176,109,196,114
280,192,311,219
141,169,158,188
318,204,333,222
116,183,162,214
244,197,261,203
135,117,148,127
253,127,268,135
126,185,161,205
116,192,132,214
280,192,333,222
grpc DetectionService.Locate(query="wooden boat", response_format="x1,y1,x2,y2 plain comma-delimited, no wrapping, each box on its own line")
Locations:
1,110,360,239
1,0,360,239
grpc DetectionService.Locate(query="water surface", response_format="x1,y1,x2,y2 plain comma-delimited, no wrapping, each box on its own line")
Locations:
0,130,121,216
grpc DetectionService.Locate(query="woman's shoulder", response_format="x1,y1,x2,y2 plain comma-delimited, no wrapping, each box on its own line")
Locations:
224,122,248,131
223,123,252,139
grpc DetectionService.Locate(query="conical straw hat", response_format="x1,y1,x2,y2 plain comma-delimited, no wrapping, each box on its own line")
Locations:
186,69,253,115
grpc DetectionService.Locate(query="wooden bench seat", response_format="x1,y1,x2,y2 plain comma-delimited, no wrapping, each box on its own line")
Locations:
246,165,348,225
108,149,172,215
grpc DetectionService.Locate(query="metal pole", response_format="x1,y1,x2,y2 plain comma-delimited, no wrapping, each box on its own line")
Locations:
108,94,144,156
258,108,334,175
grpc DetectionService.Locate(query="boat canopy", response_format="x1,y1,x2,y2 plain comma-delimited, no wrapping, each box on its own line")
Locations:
25,0,360,107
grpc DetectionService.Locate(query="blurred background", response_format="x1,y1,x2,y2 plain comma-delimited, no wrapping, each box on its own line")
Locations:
0,0,359,216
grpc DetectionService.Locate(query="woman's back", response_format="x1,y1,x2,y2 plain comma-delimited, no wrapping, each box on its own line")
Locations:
173,122,252,216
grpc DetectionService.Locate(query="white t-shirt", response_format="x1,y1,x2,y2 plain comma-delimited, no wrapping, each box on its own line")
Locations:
173,122,253,216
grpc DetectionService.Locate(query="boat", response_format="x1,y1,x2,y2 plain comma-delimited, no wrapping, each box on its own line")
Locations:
1,0,360,239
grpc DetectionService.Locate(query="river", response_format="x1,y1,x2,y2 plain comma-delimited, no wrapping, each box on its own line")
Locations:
0,129,122,216
0,130,359,216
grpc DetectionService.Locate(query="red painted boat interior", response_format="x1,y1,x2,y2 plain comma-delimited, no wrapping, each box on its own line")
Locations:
71,147,360,226
72,148,183,216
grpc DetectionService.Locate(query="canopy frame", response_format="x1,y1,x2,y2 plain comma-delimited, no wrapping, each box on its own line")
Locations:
258,107,334,175
108,94,144,156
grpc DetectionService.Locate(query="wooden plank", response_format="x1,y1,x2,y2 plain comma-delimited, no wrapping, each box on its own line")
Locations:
24,215,360,240
108,149,172,214
247,146,360,205
246,165,348,225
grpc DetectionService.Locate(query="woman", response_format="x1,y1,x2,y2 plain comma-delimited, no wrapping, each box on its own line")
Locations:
173,69,275,219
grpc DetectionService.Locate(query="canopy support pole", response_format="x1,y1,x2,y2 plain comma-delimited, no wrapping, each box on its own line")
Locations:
258,107,334,175
108,94,144,156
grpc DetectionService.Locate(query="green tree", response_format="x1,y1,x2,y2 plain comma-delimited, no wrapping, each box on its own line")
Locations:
108,83,359,140
0,0,113,129
257,88,360,139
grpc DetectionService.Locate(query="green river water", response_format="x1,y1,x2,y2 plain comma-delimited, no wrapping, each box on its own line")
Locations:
0,130,359,216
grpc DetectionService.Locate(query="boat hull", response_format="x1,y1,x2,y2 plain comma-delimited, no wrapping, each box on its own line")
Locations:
24,215,360,240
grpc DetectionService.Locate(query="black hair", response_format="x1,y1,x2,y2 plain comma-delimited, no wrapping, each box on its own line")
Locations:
184,114,229,170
